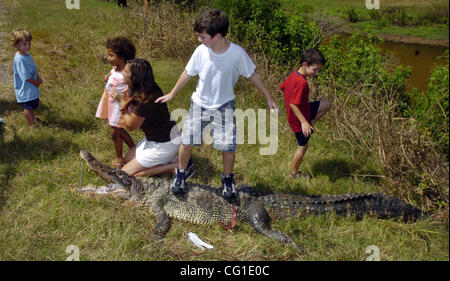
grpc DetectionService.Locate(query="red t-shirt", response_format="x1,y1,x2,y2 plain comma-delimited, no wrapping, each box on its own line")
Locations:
280,71,310,133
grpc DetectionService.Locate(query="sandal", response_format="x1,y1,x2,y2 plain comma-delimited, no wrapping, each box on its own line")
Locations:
112,158,124,168
35,117,47,126
289,171,313,179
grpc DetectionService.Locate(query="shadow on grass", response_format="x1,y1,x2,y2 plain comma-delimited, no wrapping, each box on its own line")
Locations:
0,132,79,211
253,180,310,195
0,123,4,143
189,156,217,183
0,99,98,133
0,99,50,116
47,115,98,133
37,104,98,133
311,158,360,182
0,133,79,165
0,164,17,212
311,158,382,184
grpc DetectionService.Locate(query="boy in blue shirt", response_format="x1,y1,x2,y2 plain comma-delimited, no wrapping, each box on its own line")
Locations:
11,29,43,127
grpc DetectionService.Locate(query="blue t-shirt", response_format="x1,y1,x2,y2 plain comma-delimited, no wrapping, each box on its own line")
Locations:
14,52,40,103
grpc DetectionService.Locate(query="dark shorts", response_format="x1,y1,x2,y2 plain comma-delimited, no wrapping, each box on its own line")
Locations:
294,101,320,147
19,98,39,110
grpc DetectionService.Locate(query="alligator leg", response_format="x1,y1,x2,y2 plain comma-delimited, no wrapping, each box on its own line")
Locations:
246,202,304,253
151,202,171,239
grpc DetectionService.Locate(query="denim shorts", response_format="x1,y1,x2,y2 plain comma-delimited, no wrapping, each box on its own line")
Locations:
19,98,39,110
181,100,237,152
294,100,320,146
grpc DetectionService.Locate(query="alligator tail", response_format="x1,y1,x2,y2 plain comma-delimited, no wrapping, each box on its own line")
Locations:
275,192,423,222
316,193,422,222
327,193,422,222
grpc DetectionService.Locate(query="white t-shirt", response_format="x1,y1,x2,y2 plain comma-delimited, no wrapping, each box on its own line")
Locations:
185,42,256,109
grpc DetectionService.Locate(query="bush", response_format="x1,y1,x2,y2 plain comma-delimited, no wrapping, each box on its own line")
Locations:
318,33,411,113
345,7,361,23
411,50,449,159
316,33,448,217
381,7,415,27
213,0,321,66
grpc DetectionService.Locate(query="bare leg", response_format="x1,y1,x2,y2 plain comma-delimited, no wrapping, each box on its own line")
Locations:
24,109,35,127
133,162,177,177
110,126,124,164
120,128,135,149
291,144,308,173
312,100,331,126
223,151,235,175
122,157,177,177
178,144,193,171
123,146,136,164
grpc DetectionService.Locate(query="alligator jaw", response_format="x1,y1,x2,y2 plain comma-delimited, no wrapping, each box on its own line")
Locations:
79,150,136,192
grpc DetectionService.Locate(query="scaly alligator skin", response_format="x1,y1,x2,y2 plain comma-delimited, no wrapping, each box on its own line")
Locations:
78,150,422,252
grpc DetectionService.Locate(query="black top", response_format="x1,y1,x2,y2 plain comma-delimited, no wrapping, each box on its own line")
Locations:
133,88,176,143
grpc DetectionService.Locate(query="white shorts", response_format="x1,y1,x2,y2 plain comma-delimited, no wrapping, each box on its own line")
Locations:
135,138,179,168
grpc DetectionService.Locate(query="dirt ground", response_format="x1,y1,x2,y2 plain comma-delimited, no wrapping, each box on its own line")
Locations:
0,0,13,86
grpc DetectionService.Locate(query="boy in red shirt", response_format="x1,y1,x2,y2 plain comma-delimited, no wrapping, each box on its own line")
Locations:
280,48,331,179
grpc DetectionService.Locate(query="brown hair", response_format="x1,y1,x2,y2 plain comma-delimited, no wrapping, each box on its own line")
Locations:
300,48,326,66
127,58,162,103
193,8,229,38
10,29,32,46
105,36,136,61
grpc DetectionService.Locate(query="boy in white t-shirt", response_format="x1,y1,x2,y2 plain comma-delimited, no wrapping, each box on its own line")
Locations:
156,8,278,199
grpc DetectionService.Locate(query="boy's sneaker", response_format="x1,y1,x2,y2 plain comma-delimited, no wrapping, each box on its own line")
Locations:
221,173,236,199
170,168,186,195
185,158,196,180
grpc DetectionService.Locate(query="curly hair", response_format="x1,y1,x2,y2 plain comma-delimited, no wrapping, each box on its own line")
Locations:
127,58,163,103
194,8,229,38
10,29,32,46
105,36,136,61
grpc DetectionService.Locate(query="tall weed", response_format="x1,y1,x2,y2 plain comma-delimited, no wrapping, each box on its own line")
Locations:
411,50,449,160
125,2,199,59
317,34,449,220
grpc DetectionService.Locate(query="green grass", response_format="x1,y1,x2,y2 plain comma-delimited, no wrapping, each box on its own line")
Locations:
0,0,448,260
381,25,450,41
282,0,449,41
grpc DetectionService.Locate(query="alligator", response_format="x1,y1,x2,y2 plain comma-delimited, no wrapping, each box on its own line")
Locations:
78,150,422,252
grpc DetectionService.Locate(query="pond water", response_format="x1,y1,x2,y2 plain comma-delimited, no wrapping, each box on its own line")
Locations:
380,41,448,92
331,34,448,92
